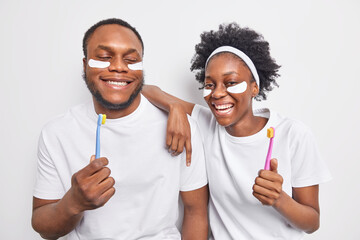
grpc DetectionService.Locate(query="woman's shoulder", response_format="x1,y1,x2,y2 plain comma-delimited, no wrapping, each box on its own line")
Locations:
269,110,315,140
191,104,218,137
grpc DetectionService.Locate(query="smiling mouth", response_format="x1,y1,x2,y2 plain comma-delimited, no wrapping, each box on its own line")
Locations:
101,78,133,88
212,103,234,114
106,80,129,86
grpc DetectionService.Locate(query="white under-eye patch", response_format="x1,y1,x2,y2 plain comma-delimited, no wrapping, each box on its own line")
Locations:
227,81,247,94
88,59,110,68
128,61,143,71
203,88,212,97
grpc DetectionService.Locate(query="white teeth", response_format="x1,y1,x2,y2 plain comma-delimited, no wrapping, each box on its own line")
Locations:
107,81,128,86
214,104,233,110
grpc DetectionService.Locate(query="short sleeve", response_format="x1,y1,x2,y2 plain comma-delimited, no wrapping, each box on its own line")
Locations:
33,130,65,199
179,116,208,192
191,104,215,142
290,123,332,187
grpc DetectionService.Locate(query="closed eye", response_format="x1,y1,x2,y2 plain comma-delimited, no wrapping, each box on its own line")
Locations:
97,56,111,61
124,58,138,63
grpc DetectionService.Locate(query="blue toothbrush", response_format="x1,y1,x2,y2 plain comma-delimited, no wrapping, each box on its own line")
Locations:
95,114,106,159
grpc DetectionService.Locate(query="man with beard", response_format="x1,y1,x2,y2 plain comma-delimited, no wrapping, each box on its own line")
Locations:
31,18,208,240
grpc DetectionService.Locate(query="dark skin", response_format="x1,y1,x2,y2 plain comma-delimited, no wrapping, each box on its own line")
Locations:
83,24,144,119
142,53,321,234
203,54,265,137
32,24,209,239
32,156,115,239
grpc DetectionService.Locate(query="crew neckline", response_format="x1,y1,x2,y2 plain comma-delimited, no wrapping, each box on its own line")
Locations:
223,108,274,143
87,94,145,125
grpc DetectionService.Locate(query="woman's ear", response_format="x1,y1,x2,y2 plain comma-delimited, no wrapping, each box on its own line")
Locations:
251,82,259,98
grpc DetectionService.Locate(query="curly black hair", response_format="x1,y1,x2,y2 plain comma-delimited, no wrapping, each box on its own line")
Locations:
82,18,144,59
190,23,280,101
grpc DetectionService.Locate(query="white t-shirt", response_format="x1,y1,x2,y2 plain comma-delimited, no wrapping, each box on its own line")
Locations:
192,104,332,240
34,95,207,240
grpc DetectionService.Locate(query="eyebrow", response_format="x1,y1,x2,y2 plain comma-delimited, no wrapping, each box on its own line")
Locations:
97,45,114,52
205,71,240,79
96,45,141,56
222,71,240,76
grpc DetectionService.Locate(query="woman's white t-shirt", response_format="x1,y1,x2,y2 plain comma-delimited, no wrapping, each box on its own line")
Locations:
192,104,331,240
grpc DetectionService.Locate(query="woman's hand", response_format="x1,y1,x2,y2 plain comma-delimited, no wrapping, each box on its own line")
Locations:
166,103,192,166
252,158,284,206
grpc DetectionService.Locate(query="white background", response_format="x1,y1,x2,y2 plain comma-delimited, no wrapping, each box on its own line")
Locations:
1,0,359,239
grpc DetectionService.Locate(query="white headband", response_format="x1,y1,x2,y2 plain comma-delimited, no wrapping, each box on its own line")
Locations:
205,46,260,88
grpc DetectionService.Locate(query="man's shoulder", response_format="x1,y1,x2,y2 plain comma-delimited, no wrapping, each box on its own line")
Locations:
41,102,90,133
187,115,200,134
141,95,169,121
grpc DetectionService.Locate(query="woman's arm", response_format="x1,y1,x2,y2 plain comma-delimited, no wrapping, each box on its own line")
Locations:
252,159,320,233
142,85,196,166
277,185,319,233
142,85,195,114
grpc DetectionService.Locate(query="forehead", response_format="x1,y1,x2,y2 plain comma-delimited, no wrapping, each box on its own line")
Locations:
86,24,143,55
206,53,251,79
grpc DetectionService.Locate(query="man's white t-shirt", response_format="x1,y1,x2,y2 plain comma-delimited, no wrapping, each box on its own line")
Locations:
34,95,207,240
192,104,331,240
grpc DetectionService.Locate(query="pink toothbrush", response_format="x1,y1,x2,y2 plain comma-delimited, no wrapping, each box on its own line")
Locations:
264,127,275,170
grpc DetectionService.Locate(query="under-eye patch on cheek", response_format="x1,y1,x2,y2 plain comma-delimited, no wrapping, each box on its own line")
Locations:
128,61,143,71
203,88,212,98
88,59,110,68
227,81,247,94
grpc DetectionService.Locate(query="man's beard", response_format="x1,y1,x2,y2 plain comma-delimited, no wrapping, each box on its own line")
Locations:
83,72,143,110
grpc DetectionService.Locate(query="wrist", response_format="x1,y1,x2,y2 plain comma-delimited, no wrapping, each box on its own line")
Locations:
61,189,85,217
169,101,184,114
273,190,288,210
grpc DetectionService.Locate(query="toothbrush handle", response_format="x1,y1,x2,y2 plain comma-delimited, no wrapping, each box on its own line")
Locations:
264,138,273,170
95,125,101,159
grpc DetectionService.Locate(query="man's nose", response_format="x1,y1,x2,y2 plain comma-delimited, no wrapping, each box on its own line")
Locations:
108,57,128,72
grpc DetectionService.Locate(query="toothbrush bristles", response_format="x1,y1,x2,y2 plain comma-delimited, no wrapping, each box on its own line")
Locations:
267,127,274,138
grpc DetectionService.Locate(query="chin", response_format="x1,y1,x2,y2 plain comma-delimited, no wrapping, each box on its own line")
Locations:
214,116,233,127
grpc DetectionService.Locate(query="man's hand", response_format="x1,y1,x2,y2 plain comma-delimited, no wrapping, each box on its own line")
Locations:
68,155,116,214
166,103,192,166
32,156,116,239
252,158,284,206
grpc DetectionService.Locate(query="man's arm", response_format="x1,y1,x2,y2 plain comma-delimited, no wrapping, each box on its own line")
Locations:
180,185,209,240
32,197,83,239
32,156,115,239
142,85,195,166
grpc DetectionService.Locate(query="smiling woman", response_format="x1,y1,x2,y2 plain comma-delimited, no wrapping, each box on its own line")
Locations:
142,22,332,240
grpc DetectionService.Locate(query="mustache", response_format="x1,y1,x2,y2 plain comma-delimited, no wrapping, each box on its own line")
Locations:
82,70,144,110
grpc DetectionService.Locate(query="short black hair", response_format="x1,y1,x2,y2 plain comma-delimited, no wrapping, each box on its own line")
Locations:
82,18,144,59
190,23,280,100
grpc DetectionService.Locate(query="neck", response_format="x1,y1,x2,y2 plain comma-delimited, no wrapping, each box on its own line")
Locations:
93,94,141,119
225,108,268,137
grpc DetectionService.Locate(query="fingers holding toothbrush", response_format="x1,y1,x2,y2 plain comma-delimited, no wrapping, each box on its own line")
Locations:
252,158,284,206
67,155,115,214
